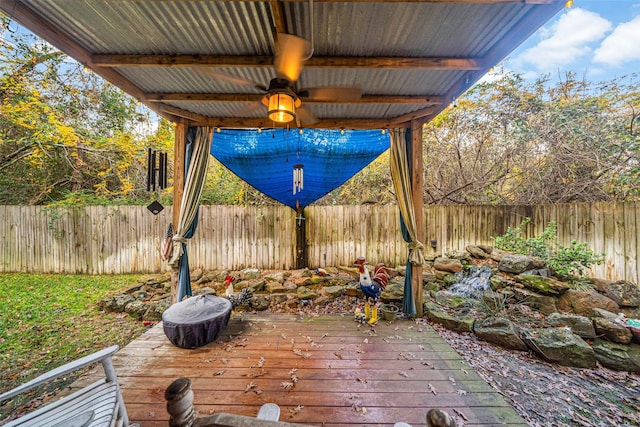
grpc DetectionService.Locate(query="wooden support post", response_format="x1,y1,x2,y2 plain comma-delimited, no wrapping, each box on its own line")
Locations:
295,204,307,269
165,378,196,427
171,124,187,305
411,120,425,316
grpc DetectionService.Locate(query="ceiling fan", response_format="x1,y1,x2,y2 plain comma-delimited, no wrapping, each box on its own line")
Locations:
200,33,362,126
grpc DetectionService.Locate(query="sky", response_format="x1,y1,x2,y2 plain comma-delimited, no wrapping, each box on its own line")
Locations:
486,0,640,83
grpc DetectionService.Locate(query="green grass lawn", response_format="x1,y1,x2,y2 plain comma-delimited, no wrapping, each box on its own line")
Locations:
0,273,147,419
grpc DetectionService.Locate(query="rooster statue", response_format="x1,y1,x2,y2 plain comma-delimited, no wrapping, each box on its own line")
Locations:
354,257,390,324
223,275,253,308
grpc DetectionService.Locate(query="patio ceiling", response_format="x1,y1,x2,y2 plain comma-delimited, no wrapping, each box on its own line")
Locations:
0,0,565,130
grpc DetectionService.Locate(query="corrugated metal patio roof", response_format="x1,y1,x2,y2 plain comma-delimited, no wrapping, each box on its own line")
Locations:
0,0,566,129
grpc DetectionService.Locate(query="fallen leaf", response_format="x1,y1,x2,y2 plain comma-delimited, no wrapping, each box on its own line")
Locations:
292,349,311,358
453,408,468,421
244,382,257,393
281,381,294,390
334,352,343,359
456,389,467,396
214,370,225,376
288,405,304,417
428,383,437,395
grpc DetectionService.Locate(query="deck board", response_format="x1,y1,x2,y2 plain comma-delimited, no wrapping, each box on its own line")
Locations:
83,313,527,426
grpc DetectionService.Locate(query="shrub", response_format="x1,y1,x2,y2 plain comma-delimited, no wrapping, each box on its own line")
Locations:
492,218,604,281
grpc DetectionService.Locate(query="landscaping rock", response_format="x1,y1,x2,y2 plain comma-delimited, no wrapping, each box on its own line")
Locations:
591,277,613,294
592,317,633,344
297,286,317,300
466,245,489,259
193,287,217,296
481,290,512,313
591,339,640,373
193,275,211,286
424,302,474,333
248,279,266,293
433,257,463,273
380,282,404,302
241,268,261,280
521,327,597,368
268,294,289,305
102,293,135,313
514,274,571,296
290,268,312,278
264,272,286,283
289,276,312,287
125,300,148,320
322,285,345,299
326,278,353,287
444,250,471,261
138,272,171,286
606,280,640,307
512,287,558,315
311,296,329,306
489,248,508,262
546,313,596,339
434,291,468,310
489,275,511,291
498,254,542,274
474,316,528,351
345,283,362,297
190,268,204,282
143,299,170,321
265,281,288,293
557,289,619,317
250,295,270,311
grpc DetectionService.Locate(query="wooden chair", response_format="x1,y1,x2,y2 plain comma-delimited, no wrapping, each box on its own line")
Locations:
0,345,134,427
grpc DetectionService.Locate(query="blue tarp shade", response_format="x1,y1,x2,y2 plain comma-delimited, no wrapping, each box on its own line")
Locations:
211,129,390,209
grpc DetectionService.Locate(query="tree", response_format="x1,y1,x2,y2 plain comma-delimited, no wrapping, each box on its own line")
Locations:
421,70,640,205
0,16,170,206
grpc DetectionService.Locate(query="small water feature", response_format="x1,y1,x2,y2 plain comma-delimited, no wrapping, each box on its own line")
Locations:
448,265,493,299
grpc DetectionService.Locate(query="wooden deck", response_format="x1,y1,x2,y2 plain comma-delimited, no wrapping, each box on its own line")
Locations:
85,313,527,427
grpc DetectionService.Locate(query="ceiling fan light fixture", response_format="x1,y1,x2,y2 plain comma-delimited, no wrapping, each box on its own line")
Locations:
267,92,295,123
263,84,302,124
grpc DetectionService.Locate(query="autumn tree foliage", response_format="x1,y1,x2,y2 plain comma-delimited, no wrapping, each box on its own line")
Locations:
420,70,639,205
0,19,172,206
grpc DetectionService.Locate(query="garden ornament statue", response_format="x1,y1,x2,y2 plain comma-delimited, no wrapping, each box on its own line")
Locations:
354,257,390,324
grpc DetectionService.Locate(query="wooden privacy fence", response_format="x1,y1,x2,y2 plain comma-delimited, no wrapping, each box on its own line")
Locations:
0,203,638,284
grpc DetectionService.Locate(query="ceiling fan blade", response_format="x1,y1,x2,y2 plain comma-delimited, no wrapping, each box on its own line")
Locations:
198,68,267,91
300,86,362,102
296,106,318,126
274,33,311,83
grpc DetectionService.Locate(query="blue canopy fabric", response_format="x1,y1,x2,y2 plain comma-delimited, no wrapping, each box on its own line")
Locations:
210,128,390,209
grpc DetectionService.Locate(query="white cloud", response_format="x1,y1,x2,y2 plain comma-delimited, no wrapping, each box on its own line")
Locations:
514,8,612,72
593,15,640,66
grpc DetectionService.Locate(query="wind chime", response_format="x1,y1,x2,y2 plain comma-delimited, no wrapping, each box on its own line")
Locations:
293,163,304,195
146,148,168,215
